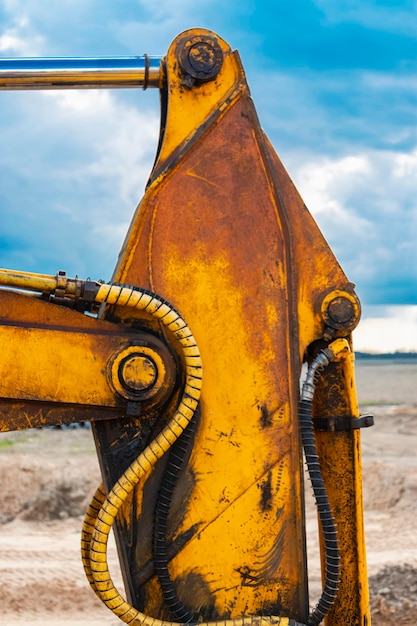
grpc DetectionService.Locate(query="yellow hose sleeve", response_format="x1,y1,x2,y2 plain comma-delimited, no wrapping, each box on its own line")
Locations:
81,284,300,626
81,284,203,624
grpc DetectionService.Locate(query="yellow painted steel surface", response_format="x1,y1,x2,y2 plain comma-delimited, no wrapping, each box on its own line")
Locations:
0,298,120,407
0,289,177,431
313,351,370,625
102,30,307,623
91,29,370,626
0,28,371,626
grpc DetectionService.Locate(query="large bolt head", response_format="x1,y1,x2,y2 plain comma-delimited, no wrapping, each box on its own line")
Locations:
119,354,157,393
327,296,356,325
108,339,176,406
178,34,224,83
321,289,361,333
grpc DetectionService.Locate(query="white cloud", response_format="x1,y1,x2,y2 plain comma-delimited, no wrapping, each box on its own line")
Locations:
294,154,371,219
393,148,417,178
41,89,160,208
0,33,20,51
287,153,374,246
0,18,44,54
353,305,417,353
43,89,112,113
285,147,417,305
0,82,160,279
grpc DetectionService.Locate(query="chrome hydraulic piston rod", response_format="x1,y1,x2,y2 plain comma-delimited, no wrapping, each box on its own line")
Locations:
0,55,162,89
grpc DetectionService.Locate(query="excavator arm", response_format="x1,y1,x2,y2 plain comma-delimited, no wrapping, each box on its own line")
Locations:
0,28,371,626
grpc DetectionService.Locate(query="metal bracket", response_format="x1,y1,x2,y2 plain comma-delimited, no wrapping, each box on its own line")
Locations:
313,414,374,432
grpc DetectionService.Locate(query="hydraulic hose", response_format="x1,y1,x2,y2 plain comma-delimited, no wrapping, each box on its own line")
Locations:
0,266,307,626
299,348,342,626
153,415,198,623
80,282,306,626
81,283,203,624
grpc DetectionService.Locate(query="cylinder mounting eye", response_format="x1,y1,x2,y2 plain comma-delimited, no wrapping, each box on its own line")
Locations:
321,289,361,333
107,337,176,407
178,34,224,85
119,353,158,393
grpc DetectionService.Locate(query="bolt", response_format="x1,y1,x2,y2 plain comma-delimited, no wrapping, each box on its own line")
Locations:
119,354,157,393
327,296,355,325
187,42,217,74
178,35,223,84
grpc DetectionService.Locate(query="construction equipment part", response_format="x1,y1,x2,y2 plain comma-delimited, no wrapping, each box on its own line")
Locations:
0,28,371,626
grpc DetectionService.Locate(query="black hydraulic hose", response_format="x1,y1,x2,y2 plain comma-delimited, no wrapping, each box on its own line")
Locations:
299,352,340,626
0,267,343,626
153,347,341,626
153,415,198,623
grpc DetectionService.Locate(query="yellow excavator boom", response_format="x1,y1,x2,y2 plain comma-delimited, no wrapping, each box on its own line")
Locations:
0,28,371,626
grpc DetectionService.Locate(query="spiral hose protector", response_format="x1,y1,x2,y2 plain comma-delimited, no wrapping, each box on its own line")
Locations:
80,281,310,626
299,397,340,626
153,416,197,623
80,283,203,626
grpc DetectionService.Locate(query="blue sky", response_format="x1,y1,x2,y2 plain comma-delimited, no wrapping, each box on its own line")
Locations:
0,0,416,351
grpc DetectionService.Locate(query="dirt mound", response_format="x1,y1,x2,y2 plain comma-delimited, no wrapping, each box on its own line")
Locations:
370,564,417,625
363,461,417,512
0,453,100,523
18,476,94,521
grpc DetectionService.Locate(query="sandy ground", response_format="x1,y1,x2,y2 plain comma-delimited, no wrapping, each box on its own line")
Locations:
0,359,416,625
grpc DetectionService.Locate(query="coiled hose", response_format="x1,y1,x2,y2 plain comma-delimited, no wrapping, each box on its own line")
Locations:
153,414,198,623
80,282,304,626
299,350,341,626
147,347,341,626
0,269,340,625
81,283,203,625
